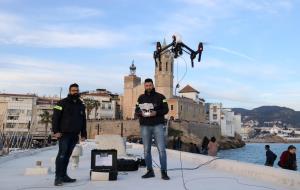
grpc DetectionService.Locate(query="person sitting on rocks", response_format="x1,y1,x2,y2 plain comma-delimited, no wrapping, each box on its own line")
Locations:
278,145,297,171
264,145,277,167
208,137,219,157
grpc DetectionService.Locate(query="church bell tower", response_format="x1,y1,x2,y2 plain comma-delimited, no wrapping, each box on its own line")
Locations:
154,39,174,99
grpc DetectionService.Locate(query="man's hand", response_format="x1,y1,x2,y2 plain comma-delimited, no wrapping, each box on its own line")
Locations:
150,110,157,117
54,133,62,139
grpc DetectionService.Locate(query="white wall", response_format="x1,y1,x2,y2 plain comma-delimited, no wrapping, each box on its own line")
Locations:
233,114,241,134
179,92,198,101
209,103,222,126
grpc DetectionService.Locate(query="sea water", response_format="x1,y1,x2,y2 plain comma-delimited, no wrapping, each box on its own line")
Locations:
218,143,300,171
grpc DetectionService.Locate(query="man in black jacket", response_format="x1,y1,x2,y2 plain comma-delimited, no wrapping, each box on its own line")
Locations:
135,78,170,180
264,145,277,166
52,83,87,186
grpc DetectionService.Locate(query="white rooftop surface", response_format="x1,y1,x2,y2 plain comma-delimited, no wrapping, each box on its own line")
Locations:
0,141,299,190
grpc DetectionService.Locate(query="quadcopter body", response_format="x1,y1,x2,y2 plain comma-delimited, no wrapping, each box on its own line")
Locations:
153,34,204,67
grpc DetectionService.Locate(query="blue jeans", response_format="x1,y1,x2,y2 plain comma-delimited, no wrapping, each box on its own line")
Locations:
140,124,167,171
55,133,78,178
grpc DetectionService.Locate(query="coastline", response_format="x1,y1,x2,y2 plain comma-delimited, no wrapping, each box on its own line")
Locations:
245,135,300,143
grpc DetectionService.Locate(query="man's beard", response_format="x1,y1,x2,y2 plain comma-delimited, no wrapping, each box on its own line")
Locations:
70,93,80,99
145,88,152,93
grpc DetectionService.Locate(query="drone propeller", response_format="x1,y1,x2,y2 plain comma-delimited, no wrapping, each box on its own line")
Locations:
197,42,204,62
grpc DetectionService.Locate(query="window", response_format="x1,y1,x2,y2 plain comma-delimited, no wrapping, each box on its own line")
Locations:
7,116,19,120
101,104,106,109
213,114,218,120
166,62,168,71
6,123,16,128
180,105,183,111
108,104,112,110
159,62,162,71
7,109,21,115
171,105,174,110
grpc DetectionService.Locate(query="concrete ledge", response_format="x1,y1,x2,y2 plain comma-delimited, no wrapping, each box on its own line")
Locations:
167,148,300,190
24,167,49,176
129,143,300,190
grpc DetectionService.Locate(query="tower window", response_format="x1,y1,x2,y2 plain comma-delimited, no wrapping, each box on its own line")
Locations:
171,105,174,110
166,62,168,71
159,62,162,71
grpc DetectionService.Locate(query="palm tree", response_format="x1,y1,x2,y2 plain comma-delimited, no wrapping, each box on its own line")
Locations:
39,110,52,146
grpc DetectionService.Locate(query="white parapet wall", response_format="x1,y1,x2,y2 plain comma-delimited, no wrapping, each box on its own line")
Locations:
166,148,300,190
0,146,57,165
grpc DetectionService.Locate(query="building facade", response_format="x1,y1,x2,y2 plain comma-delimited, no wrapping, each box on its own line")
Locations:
0,94,37,132
81,89,121,120
31,97,59,137
209,103,241,137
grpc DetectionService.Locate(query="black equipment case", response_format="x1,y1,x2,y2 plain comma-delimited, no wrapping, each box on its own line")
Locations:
90,149,118,180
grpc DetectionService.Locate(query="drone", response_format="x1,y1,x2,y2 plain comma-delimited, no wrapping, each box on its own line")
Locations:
153,34,204,67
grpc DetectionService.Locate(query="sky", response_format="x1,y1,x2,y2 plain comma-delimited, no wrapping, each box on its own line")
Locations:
0,0,299,110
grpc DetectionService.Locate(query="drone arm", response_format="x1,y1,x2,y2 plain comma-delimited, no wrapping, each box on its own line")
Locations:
180,42,199,67
180,42,195,54
182,48,191,55
160,42,174,52
154,42,175,61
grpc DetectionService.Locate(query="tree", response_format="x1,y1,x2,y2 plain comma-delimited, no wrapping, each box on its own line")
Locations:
39,110,52,146
94,100,101,119
83,98,100,120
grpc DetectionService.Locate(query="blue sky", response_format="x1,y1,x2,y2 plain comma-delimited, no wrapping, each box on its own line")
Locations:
0,0,299,110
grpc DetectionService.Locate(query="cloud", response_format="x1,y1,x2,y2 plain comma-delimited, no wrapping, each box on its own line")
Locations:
8,29,127,48
190,75,300,110
56,6,103,19
0,12,22,33
190,55,296,81
181,0,293,14
209,45,256,61
0,12,127,48
0,55,125,95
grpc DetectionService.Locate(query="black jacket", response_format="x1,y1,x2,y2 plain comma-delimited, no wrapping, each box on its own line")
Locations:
265,149,277,166
135,88,169,126
52,95,87,138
